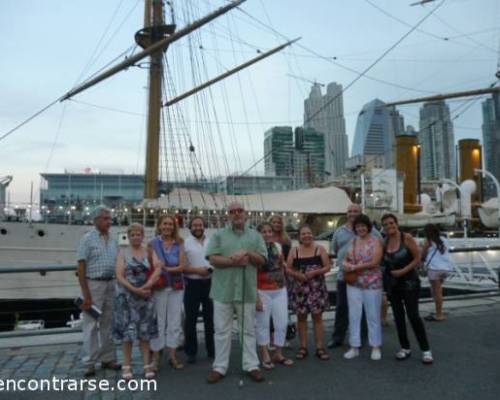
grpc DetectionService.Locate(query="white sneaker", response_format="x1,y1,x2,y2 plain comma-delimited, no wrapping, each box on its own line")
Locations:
422,350,433,364
370,348,382,361
395,348,411,360
343,348,359,359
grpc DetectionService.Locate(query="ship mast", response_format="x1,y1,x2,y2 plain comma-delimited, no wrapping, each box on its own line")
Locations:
136,0,174,199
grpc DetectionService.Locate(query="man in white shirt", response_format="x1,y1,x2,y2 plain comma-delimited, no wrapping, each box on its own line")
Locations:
184,217,215,364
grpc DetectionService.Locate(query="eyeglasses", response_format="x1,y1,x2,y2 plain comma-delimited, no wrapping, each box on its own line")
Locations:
229,208,244,214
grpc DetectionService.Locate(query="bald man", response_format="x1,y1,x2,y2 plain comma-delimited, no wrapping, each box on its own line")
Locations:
205,203,267,384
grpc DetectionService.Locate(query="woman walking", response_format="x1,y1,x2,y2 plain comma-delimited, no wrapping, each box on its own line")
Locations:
287,225,331,361
149,215,186,370
381,214,433,364
113,223,158,379
343,214,383,361
255,223,293,369
422,224,455,321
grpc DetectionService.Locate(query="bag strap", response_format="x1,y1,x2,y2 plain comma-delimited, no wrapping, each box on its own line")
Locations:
424,245,439,268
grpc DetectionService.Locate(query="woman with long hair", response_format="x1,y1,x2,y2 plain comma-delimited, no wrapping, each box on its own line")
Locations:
269,215,291,260
287,225,331,361
149,215,186,370
422,224,455,321
343,214,383,361
255,222,293,369
381,214,433,364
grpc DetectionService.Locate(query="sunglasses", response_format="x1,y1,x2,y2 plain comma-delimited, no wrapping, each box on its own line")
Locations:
229,208,244,214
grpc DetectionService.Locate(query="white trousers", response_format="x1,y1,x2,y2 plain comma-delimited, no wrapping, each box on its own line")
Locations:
212,301,260,375
150,287,184,351
81,280,116,367
255,288,288,347
346,285,382,348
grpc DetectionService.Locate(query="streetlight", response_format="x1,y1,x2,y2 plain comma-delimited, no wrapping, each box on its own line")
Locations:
475,168,500,237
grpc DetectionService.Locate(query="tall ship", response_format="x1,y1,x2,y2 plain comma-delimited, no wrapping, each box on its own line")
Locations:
0,0,499,315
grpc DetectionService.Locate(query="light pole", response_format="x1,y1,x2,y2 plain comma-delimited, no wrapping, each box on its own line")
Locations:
441,178,467,238
475,168,500,237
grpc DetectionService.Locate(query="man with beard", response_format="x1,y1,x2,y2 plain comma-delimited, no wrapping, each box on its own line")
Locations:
183,217,215,364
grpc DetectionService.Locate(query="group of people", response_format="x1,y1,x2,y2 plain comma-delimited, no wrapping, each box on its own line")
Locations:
76,201,455,382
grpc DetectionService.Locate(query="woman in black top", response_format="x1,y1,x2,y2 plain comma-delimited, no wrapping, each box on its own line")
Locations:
381,214,433,364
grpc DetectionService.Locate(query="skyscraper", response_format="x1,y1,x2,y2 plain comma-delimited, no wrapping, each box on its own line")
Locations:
304,82,348,177
418,101,456,180
264,126,325,189
293,127,325,188
351,99,398,168
482,93,500,196
264,126,294,177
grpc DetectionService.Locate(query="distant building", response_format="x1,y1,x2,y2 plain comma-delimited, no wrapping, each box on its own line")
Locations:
405,125,418,136
345,154,385,171
482,93,500,197
264,126,325,189
418,101,456,180
221,175,293,195
304,82,348,177
264,126,294,177
352,99,398,169
293,127,326,188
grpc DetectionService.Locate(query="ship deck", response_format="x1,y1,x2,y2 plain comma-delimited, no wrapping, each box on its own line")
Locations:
0,294,499,400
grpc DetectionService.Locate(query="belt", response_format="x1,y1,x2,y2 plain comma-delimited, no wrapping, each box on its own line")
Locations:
88,277,114,281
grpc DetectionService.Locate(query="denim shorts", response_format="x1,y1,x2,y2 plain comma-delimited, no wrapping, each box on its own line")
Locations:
428,270,450,282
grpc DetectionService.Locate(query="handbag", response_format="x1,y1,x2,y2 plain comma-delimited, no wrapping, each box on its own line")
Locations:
146,266,168,290
344,239,360,285
419,246,438,278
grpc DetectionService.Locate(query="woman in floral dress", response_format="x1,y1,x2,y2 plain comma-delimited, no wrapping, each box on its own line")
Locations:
286,225,331,361
113,223,159,379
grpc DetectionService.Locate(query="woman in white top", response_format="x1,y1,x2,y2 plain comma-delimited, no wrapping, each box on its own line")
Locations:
421,224,455,321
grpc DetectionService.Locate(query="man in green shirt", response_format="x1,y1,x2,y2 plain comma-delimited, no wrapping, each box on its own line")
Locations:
206,202,267,384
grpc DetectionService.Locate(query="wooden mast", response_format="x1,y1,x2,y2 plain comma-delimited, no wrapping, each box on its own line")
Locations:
142,0,167,199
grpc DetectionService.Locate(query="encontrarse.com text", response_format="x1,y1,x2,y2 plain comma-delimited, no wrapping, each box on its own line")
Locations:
0,377,157,392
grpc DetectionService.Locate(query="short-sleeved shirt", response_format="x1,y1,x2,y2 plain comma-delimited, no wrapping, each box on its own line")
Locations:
76,228,119,279
331,225,382,281
206,225,267,303
184,235,212,280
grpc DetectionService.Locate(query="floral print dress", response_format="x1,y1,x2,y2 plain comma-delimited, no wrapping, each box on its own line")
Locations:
290,246,329,314
113,249,158,341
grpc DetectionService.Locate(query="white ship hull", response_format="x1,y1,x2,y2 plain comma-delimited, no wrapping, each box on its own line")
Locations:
0,222,498,300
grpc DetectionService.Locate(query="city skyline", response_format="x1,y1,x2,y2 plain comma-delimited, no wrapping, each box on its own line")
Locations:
1,0,498,203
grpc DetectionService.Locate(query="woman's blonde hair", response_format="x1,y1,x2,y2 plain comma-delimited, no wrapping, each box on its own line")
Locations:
156,214,183,243
127,222,144,236
268,215,290,244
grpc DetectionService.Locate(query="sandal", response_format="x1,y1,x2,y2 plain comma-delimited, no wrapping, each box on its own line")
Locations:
272,356,294,366
144,363,156,379
168,358,184,370
295,347,308,360
315,348,330,361
261,360,275,370
395,349,411,361
121,365,133,380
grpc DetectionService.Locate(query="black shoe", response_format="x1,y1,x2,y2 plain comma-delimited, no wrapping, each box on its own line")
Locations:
187,355,197,364
327,340,343,349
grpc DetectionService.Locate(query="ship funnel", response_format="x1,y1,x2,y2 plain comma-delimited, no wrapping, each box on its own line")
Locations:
458,139,482,204
396,135,422,213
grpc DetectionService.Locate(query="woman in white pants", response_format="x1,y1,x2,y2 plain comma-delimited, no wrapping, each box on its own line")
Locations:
149,215,185,370
343,214,384,361
255,223,293,369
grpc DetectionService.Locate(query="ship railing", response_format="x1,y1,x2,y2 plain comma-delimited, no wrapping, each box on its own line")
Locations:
0,245,499,339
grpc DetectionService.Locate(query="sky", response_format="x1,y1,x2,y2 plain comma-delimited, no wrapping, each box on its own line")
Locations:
1,0,499,203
